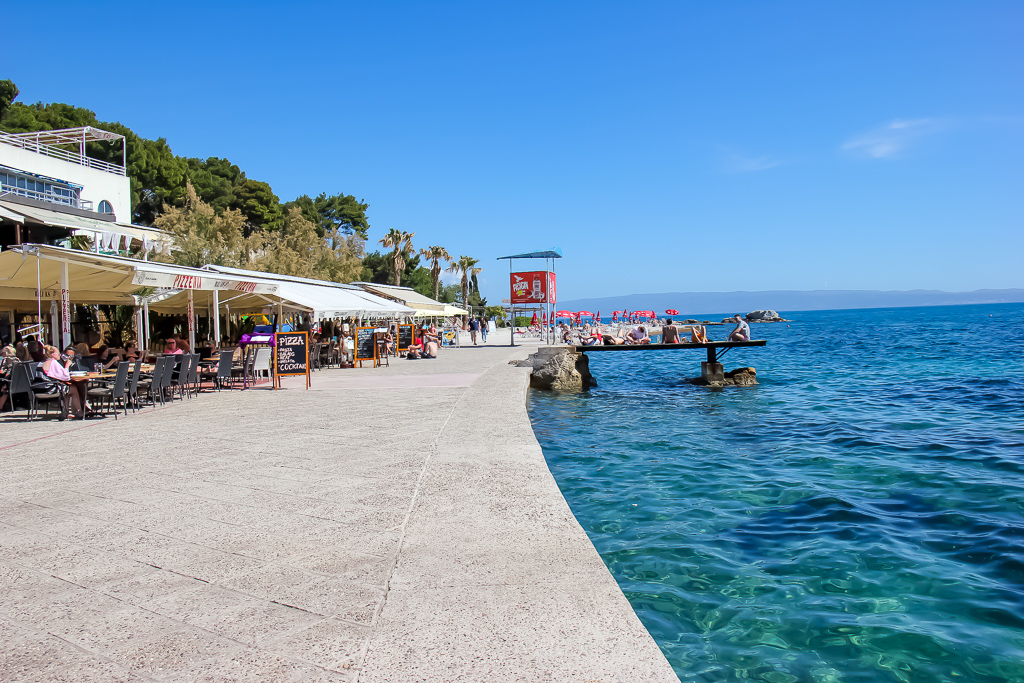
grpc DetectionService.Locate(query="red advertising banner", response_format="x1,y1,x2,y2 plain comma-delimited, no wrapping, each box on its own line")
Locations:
510,271,557,304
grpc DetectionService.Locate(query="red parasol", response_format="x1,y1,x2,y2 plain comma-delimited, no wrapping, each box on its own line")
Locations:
531,312,538,325
555,310,573,318
542,311,548,325
577,311,593,317
666,309,679,315
595,311,601,321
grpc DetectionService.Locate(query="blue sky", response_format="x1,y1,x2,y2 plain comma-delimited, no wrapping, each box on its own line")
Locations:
6,1,1022,304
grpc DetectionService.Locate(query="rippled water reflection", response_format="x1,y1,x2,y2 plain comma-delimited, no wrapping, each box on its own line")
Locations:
528,304,1024,682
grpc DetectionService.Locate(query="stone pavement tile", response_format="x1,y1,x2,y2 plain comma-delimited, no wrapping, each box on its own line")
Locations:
106,626,240,679
358,583,679,683
196,598,322,647
159,648,331,683
264,617,368,673
2,627,142,682
221,564,318,602
21,543,150,588
287,548,392,586
142,584,254,624
24,657,147,683
96,566,208,604
266,576,381,622
166,547,266,585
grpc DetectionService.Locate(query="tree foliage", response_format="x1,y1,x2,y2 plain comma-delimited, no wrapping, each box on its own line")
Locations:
446,255,483,322
419,245,451,301
287,193,370,240
0,80,19,122
378,228,415,287
255,207,363,282
153,182,253,268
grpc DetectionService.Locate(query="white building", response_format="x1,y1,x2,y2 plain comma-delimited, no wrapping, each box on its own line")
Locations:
0,126,168,253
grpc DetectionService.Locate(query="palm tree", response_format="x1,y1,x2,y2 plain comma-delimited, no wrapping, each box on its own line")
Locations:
419,245,451,301
445,255,482,324
378,228,415,287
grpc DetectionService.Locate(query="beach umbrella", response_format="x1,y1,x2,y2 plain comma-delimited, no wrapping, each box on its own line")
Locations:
577,311,593,317
542,311,548,325
531,312,538,325
556,310,573,318
666,309,679,316
595,310,601,322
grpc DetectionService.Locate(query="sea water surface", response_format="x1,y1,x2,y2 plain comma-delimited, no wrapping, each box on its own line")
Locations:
528,304,1024,682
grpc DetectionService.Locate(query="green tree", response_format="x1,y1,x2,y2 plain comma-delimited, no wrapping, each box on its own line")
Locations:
445,255,483,323
0,80,19,122
485,305,507,326
185,157,241,213
287,193,370,240
256,207,363,282
419,245,451,301
378,228,415,287
231,177,283,235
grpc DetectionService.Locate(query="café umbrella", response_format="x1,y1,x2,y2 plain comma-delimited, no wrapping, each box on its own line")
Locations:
666,309,679,315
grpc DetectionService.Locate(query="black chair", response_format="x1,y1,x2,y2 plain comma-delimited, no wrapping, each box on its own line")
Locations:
205,350,235,391
87,361,131,419
139,357,166,406
127,360,143,411
160,356,178,403
12,362,66,420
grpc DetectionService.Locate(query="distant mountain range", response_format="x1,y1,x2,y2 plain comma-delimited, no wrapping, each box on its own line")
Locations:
557,289,1024,318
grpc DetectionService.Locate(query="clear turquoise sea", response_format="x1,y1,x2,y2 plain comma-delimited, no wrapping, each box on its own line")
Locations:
528,303,1024,683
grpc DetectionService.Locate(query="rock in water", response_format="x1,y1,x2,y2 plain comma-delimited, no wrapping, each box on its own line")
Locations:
689,366,758,387
530,350,584,391
746,310,779,321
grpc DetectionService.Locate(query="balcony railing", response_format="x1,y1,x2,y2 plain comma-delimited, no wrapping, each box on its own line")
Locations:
0,131,126,176
0,182,94,211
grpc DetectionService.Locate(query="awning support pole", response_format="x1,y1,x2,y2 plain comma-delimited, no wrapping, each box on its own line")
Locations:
60,260,71,349
213,289,220,348
187,289,196,351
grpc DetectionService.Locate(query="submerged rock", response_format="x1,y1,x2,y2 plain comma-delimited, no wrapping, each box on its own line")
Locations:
513,347,598,391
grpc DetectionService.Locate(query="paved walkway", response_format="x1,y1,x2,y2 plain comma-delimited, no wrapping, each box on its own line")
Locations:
0,343,678,682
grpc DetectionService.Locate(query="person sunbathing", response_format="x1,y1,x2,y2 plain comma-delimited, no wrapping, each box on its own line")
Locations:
626,325,651,345
691,325,709,343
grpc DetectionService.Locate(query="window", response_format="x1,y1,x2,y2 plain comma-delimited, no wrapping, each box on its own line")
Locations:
98,200,114,214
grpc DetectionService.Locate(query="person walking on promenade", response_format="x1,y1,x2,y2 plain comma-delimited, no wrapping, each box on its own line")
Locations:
479,316,488,343
729,314,750,341
468,317,479,345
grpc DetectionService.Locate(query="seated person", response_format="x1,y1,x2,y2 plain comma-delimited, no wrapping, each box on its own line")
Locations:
690,325,709,343
73,342,96,370
164,338,184,355
661,319,681,344
423,340,439,358
172,334,191,353
41,344,87,419
95,345,120,370
626,325,651,345
728,314,750,342
123,342,140,362
27,340,47,362
406,343,422,359
385,325,397,355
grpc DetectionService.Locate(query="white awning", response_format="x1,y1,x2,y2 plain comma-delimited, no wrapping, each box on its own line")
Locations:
0,201,171,248
0,244,278,307
352,282,448,316
201,265,416,319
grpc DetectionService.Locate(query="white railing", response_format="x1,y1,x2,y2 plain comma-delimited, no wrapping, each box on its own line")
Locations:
0,132,126,176
0,182,94,211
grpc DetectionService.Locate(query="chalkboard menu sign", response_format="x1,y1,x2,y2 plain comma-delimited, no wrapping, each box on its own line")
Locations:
354,327,377,366
274,331,310,389
396,324,414,352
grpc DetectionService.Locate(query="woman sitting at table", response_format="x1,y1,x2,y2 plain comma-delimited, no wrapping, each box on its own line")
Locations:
41,345,87,419
95,345,120,371
164,338,184,355
123,342,140,362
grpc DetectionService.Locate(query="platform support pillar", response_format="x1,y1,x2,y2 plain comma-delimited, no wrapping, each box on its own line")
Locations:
701,361,724,383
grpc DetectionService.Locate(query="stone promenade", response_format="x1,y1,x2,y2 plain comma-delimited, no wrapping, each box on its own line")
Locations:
0,343,678,682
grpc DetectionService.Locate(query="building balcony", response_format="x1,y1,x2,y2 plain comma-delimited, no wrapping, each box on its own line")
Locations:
0,182,93,211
